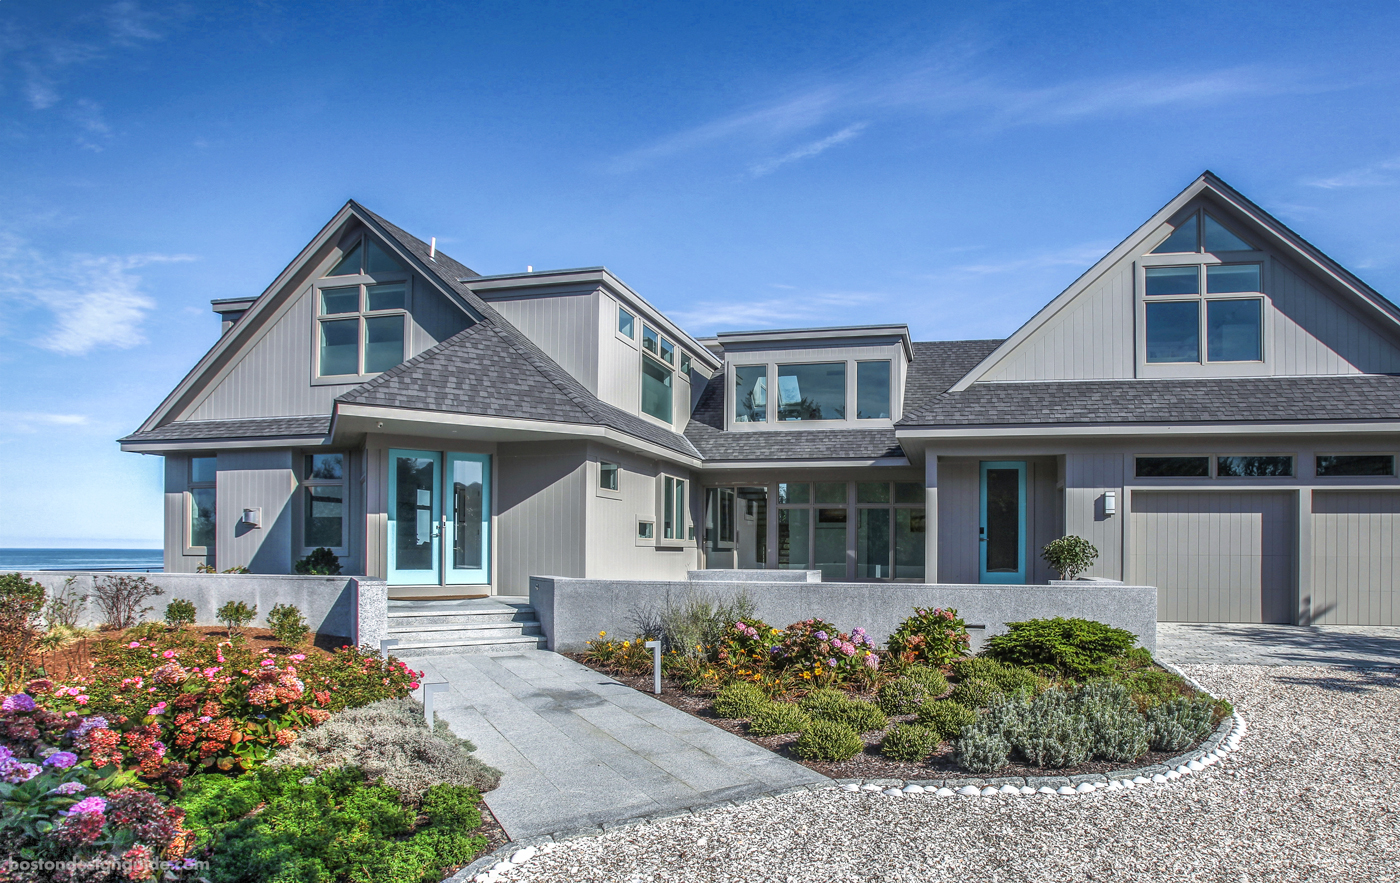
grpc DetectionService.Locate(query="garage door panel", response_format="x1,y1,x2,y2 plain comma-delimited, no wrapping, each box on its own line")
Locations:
1311,491,1400,626
1131,491,1294,624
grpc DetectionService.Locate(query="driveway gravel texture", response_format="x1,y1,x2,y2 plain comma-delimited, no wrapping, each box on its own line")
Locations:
486,664,1400,882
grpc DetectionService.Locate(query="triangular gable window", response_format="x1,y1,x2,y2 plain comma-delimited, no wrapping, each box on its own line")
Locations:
1203,214,1251,252
365,238,405,274
1150,213,1198,254
326,241,362,276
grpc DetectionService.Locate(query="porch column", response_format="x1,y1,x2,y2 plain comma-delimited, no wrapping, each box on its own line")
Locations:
924,452,939,583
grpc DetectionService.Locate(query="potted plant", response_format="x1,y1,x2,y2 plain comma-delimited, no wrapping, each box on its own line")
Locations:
1041,535,1099,583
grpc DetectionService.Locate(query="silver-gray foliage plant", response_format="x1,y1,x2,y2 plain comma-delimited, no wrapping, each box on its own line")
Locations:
268,697,501,802
1145,696,1216,752
634,588,757,657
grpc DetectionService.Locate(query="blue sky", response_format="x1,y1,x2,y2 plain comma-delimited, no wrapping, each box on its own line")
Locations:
2,0,1399,547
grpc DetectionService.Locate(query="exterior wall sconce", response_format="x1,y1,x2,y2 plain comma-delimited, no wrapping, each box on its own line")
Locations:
241,508,262,527
1103,491,1117,517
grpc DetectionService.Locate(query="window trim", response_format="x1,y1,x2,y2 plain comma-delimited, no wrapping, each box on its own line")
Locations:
616,305,637,345
301,452,348,554
635,517,655,546
855,360,892,420
1314,453,1397,478
775,360,848,423
597,460,622,498
312,234,414,383
1136,253,1272,378
658,475,690,546
186,455,217,555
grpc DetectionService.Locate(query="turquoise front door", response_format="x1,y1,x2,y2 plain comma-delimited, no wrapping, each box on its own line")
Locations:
388,449,441,585
445,453,490,585
979,461,1026,584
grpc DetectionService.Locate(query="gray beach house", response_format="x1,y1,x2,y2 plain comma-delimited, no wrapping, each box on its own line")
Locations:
122,172,1400,627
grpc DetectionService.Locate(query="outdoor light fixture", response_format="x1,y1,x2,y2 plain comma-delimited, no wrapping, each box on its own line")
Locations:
241,508,261,527
1103,491,1117,516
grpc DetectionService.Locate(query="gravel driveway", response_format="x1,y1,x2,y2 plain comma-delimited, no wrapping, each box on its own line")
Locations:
485,664,1400,883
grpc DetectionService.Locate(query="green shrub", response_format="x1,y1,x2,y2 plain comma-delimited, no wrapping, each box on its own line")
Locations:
797,687,847,719
902,664,949,697
1040,535,1099,581
984,617,1138,680
1078,681,1151,762
950,657,1044,695
1014,690,1092,768
92,573,162,631
294,546,342,575
916,700,977,740
798,689,887,732
793,718,864,762
880,723,940,762
1119,668,1187,706
164,597,197,629
953,724,1012,773
885,607,970,666
267,602,310,647
747,701,812,737
877,677,930,716
1145,696,1217,752
267,697,500,800
948,677,999,709
0,572,46,691
713,681,767,719
217,599,257,637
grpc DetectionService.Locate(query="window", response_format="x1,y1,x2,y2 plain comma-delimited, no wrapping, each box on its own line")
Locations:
1152,209,1252,254
1317,455,1395,477
189,456,217,549
659,338,675,366
856,361,891,419
317,236,410,377
856,481,925,580
1217,455,1293,477
1144,263,1263,364
303,453,346,549
599,461,619,491
662,476,687,541
734,365,767,423
1136,457,1210,478
642,325,660,356
680,353,691,374
618,306,635,339
641,354,672,422
637,520,654,539
777,362,845,421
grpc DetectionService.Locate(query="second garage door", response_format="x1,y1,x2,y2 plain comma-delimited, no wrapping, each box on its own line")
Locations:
1310,491,1400,626
1130,491,1294,623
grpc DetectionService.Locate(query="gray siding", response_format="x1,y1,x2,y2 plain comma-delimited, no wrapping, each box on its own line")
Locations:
1064,453,1126,580
1130,490,1295,623
982,261,1136,382
215,449,296,574
497,441,588,593
936,459,980,583
1270,260,1400,375
584,444,698,580
1310,490,1400,626
163,455,206,573
487,288,601,395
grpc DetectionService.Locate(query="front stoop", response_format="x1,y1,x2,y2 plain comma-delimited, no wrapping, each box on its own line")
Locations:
386,596,547,656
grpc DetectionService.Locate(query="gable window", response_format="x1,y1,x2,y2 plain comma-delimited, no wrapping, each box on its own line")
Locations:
777,362,845,421
317,236,410,377
303,453,346,549
618,307,635,339
189,456,217,550
1144,263,1263,364
856,360,891,419
641,353,673,422
734,365,767,422
1151,209,1253,254
680,353,691,374
1316,455,1395,477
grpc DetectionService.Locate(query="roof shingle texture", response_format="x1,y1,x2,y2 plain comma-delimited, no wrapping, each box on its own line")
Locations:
120,416,330,443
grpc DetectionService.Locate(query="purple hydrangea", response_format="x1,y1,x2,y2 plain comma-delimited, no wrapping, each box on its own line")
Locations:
51,781,87,795
43,751,79,770
64,796,106,816
826,658,837,667
72,717,108,739
1,694,36,713
814,631,828,642
2,762,41,784
863,654,880,670
0,746,12,763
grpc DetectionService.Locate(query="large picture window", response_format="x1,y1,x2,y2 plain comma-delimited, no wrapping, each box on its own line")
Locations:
303,453,346,549
188,456,216,550
777,362,845,421
317,236,410,377
1145,263,1263,364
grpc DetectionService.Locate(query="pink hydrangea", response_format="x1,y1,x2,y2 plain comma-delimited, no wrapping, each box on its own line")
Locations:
127,641,141,649
65,796,107,816
863,654,880,670
162,650,176,659
408,681,421,690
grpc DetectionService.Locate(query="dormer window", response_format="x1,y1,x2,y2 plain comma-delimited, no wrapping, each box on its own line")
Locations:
316,236,411,378
640,324,673,423
778,362,845,421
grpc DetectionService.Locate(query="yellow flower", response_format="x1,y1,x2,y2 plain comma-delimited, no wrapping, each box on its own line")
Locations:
623,641,630,648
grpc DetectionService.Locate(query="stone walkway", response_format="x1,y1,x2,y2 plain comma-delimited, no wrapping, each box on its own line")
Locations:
1157,622,1400,667
405,650,828,840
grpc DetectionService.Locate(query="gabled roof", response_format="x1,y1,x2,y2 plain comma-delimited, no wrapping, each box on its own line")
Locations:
949,171,1400,392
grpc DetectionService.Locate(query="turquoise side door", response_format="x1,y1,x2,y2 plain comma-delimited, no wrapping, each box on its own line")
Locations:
979,461,1027,584
388,449,442,586
445,453,490,585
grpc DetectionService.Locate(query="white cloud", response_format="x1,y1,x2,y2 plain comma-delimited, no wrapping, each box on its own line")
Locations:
669,290,887,336
0,232,196,355
0,411,89,433
1305,156,1400,189
937,242,1115,279
748,123,867,178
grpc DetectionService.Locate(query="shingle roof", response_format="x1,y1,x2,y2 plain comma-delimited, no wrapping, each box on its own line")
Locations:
898,374,1400,426
120,416,330,443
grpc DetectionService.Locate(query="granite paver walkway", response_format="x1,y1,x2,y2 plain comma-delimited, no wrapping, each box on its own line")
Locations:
405,650,829,840
1157,622,1400,667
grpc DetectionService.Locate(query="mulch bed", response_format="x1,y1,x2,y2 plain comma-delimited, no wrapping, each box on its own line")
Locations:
575,657,1195,782
34,626,350,682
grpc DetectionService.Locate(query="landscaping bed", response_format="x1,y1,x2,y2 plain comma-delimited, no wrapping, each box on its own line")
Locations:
574,596,1232,783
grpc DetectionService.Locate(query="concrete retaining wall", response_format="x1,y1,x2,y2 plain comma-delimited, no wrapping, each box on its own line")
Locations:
687,570,820,582
529,577,1158,655
18,572,388,645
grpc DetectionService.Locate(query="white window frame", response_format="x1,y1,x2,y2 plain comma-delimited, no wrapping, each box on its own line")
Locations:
313,234,414,383
301,452,349,554
639,324,675,425
616,305,637,345
658,475,689,544
635,516,656,546
597,460,622,498
186,455,217,555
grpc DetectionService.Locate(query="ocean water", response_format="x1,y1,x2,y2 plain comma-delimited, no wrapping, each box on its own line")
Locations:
0,548,163,572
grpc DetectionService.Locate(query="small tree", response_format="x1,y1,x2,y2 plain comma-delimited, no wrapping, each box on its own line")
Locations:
1041,535,1100,581
294,547,342,575
267,603,310,647
0,573,47,691
165,598,198,629
92,574,163,630
217,600,257,638
44,575,88,629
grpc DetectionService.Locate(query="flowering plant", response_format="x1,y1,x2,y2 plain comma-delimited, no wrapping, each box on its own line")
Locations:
715,618,780,669
771,619,880,683
581,632,655,674
885,607,971,667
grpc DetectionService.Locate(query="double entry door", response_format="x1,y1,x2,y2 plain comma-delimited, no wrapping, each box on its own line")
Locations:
388,449,491,586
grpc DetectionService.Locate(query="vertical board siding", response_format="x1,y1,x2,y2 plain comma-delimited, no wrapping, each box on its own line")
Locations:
982,263,1136,382
215,449,296,574
488,292,600,395
496,443,588,593
584,446,697,581
937,459,980,583
1064,453,1125,580
1131,491,1294,623
1270,262,1400,375
1310,491,1400,626
1028,458,1063,584
164,455,204,573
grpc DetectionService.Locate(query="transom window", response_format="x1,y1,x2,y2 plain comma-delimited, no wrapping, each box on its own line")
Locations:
1135,455,1294,478
732,359,892,423
1316,454,1395,477
317,236,411,377
1145,263,1263,364
618,306,635,339
303,453,346,550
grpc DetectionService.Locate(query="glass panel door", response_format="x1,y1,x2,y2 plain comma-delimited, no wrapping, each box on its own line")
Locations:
446,453,490,585
736,487,768,568
857,508,891,578
388,450,441,585
815,508,848,581
979,461,1026,584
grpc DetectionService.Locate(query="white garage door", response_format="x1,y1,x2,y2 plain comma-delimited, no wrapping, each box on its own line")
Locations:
1310,491,1400,626
1130,491,1294,623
